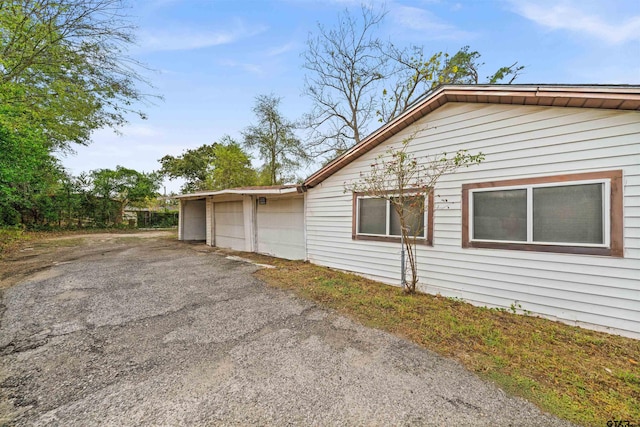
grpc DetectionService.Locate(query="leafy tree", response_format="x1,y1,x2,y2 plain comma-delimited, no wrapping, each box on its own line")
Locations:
302,7,523,160
379,45,524,122
0,0,153,150
90,166,161,224
0,0,154,228
302,6,389,158
159,144,218,192
204,138,257,190
243,94,307,185
345,134,484,293
0,120,62,226
159,137,257,192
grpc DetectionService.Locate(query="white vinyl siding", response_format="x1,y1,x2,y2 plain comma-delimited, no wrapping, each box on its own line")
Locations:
305,102,640,338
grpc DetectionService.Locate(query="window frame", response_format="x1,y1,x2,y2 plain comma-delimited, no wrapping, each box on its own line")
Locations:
461,170,623,257
352,190,434,246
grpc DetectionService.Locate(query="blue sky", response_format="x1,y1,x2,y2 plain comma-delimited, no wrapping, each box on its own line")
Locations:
58,0,640,193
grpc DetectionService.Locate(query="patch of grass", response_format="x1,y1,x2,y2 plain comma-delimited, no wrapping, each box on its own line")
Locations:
32,237,87,248
0,227,25,256
0,228,173,259
0,227,54,258
232,251,640,427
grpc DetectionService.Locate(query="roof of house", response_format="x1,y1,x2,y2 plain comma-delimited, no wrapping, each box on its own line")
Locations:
303,84,640,188
174,184,301,199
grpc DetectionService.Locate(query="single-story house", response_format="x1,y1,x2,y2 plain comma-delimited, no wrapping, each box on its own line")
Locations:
176,185,305,260
178,84,640,339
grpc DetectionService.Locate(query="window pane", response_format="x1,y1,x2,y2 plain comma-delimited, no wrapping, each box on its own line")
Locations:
473,190,527,241
533,184,603,244
358,198,386,235
390,196,425,237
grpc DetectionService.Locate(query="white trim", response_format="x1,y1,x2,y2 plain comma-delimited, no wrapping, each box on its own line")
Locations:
526,187,533,242
385,199,391,236
175,187,299,199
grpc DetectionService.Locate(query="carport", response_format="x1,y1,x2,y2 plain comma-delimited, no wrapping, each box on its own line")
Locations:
176,185,306,260
178,197,207,241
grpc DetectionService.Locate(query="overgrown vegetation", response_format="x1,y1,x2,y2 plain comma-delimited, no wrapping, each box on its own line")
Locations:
0,166,163,229
0,0,157,230
232,252,639,426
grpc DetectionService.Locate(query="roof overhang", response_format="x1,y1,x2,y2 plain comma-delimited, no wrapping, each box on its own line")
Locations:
174,186,302,200
303,84,640,188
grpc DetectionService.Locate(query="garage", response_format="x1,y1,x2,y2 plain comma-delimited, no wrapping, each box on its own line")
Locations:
256,196,305,260
176,185,305,260
214,201,245,251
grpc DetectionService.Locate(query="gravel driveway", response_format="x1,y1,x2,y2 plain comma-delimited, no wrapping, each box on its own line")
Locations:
0,232,573,426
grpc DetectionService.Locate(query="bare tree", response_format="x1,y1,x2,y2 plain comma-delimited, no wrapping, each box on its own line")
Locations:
345,133,484,293
302,5,390,159
301,4,524,160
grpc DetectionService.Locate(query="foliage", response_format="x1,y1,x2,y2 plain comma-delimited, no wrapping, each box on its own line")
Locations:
0,0,155,229
90,166,161,224
236,252,640,427
379,45,525,122
159,137,257,192
345,134,483,292
159,143,218,192
0,120,64,225
0,123,163,228
243,94,307,185
302,6,523,160
135,211,178,228
204,138,257,190
0,0,153,151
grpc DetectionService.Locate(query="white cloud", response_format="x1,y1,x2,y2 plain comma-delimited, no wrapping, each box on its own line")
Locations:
509,0,640,44
138,20,268,52
265,41,298,57
217,59,264,76
389,5,474,40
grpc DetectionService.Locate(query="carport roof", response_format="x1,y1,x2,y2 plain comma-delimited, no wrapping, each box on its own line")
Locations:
174,185,301,199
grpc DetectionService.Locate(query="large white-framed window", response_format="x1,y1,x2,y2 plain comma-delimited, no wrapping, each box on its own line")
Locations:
461,171,623,257
352,191,434,245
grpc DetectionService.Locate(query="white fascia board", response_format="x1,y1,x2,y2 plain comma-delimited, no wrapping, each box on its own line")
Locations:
174,187,300,199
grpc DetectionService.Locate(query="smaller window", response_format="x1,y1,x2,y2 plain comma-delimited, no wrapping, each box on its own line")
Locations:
389,196,425,237
352,191,434,245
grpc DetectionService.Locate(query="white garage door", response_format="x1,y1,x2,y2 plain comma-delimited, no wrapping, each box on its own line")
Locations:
214,201,245,251
256,197,305,260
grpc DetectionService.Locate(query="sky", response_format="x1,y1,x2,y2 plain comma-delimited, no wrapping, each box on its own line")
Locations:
57,0,640,194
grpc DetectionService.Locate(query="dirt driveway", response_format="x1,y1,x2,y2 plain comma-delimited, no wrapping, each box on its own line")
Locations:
0,232,572,426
